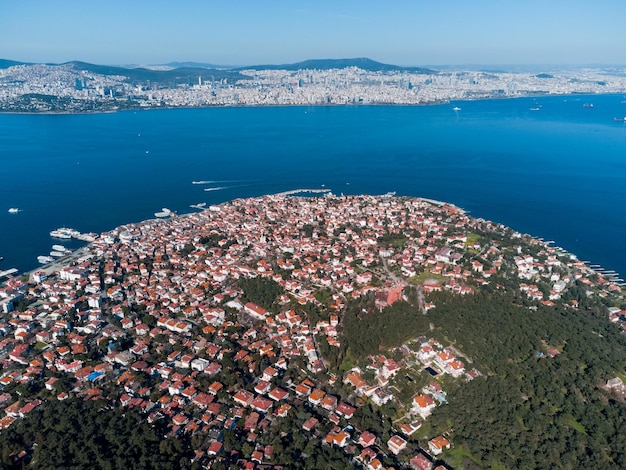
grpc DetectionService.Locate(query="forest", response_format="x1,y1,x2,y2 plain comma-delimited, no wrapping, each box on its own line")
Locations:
0,399,196,469
424,289,626,469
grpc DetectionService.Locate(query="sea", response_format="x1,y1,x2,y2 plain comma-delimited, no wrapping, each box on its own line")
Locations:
2,94,626,279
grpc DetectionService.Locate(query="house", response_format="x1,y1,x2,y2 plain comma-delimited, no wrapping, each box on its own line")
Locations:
268,387,289,402
358,431,377,448
335,402,356,419
302,417,319,431
207,441,223,456
244,302,268,321
387,435,407,455
327,430,350,447
410,452,433,470
233,390,254,407
413,394,436,418
428,435,451,455
250,397,273,414
308,388,326,405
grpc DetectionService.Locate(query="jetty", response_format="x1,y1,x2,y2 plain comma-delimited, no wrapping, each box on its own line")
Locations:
0,268,18,279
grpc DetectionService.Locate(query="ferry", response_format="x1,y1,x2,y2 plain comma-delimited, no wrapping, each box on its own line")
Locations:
50,227,81,239
50,228,72,240
50,251,65,258
37,255,54,264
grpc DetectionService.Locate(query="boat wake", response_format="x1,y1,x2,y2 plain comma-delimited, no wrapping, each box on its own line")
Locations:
193,180,241,185
204,186,228,192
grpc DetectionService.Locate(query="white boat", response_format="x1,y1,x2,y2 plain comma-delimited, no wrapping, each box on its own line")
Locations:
37,255,54,264
50,251,65,258
52,245,71,253
50,229,72,239
8,208,19,213
50,227,81,239
452,106,461,111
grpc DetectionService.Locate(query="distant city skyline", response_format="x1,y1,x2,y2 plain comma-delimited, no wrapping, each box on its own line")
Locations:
2,0,626,66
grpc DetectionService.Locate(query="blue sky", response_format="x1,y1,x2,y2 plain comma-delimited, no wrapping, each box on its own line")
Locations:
1,0,625,66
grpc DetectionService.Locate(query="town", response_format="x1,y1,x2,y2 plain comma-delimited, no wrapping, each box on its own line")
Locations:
1,193,625,468
1,60,626,112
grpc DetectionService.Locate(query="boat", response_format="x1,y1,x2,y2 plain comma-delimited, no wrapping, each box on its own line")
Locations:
37,255,54,264
50,251,65,258
50,228,73,239
529,107,540,111
452,106,461,111
8,208,19,213
52,244,72,253
614,117,626,122
582,103,593,109
50,227,81,239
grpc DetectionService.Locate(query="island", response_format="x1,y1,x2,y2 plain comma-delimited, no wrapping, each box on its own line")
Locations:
1,193,625,469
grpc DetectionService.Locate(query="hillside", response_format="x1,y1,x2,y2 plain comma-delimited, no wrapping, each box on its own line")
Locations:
63,61,247,84
236,57,436,73
0,194,625,469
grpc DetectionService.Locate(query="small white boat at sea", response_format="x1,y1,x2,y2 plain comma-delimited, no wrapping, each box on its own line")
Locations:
452,106,461,111
8,208,19,213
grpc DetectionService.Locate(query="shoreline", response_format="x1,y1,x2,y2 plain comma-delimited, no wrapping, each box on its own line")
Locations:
1,91,621,116
5,191,622,291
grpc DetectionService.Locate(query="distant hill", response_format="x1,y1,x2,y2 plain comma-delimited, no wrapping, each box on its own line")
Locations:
1,57,437,78
163,61,231,70
62,61,246,84
0,59,31,69
237,57,436,74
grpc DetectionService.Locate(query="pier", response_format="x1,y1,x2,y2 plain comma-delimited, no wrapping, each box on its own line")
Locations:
0,268,18,279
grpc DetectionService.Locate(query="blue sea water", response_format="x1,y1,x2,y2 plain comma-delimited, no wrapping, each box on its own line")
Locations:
1,94,626,278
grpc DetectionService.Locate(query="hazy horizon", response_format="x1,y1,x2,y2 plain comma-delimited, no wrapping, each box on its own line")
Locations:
2,0,626,67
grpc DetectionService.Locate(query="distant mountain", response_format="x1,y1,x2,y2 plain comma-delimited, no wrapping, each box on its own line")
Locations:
163,61,231,70
0,59,31,69
62,61,246,84
237,57,436,74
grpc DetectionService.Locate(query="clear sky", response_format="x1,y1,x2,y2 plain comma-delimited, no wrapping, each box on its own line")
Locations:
1,0,625,66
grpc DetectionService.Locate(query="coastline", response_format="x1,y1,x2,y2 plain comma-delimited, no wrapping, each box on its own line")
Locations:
5,192,623,292
2,91,622,115
2,96,626,284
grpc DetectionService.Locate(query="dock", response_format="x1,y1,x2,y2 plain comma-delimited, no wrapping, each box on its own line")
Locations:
0,268,18,279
